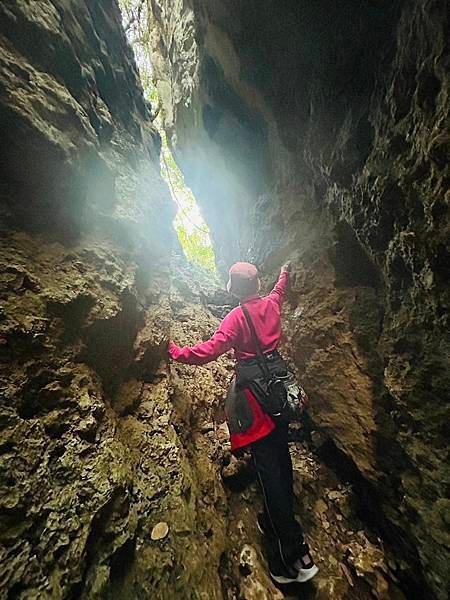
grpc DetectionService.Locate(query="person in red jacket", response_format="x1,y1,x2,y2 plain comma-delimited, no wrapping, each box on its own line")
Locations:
168,261,318,585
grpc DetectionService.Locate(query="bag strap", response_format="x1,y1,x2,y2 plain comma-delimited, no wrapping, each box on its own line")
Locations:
240,303,272,384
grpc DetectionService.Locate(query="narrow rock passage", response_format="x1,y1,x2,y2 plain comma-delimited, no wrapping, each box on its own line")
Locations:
138,258,407,600
0,1,448,598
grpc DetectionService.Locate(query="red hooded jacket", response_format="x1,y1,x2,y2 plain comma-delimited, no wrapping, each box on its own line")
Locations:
168,271,289,450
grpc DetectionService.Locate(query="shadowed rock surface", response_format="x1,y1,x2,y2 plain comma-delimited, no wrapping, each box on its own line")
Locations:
0,0,449,599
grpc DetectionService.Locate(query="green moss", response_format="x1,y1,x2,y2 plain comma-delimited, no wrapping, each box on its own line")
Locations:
3,292,46,331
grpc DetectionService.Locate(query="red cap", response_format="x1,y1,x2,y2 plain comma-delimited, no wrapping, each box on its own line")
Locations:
229,262,258,279
227,262,259,297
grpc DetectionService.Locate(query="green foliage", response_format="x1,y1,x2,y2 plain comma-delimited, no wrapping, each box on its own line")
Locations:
175,224,216,271
163,140,216,272
160,130,185,192
118,1,154,98
118,0,216,273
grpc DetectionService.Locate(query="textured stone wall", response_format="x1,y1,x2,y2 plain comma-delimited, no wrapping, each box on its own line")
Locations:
0,4,323,598
149,1,450,597
0,1,195,597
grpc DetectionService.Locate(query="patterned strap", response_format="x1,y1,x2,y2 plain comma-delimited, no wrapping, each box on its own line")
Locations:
240,303,272,384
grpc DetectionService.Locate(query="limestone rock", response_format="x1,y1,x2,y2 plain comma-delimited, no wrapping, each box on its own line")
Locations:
151,522,169,541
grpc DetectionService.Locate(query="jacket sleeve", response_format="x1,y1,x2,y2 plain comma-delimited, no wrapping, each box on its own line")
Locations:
267,271,289,306
168,311,238,365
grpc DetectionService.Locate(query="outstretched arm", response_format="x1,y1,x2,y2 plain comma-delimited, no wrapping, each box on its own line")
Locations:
168,312,238,365
267,262,291,306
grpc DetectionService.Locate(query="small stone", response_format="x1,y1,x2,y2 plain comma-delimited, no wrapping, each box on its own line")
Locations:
151,522,169,540
199,421,214,433
341,563,354,587
315,499,328,515
327,490,343,501
239,544,257,574
216,422,229,444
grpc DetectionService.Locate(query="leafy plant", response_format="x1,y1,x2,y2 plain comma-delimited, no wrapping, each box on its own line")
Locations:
175,224,216,271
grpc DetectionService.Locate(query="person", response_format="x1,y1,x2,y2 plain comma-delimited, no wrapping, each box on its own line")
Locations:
167,261,318,585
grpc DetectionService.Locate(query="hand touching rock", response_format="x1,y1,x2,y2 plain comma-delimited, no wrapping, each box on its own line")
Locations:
281,261,292,273
167,340,177,356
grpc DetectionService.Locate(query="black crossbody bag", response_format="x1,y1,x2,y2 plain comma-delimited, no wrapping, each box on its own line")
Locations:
240,303,308,421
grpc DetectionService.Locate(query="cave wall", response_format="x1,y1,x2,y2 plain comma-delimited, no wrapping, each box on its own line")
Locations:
0,0,448,597
0,3,308,597
149,0,450,597
0,2,245,598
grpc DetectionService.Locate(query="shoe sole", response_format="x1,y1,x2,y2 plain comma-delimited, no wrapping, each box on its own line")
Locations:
260,519,318,585
296,564,319,583
270,565,318,585
269,572,299,584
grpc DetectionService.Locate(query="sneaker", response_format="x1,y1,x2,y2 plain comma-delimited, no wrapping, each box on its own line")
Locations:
258,515,319,584
269,565,300,585
293,552,319,583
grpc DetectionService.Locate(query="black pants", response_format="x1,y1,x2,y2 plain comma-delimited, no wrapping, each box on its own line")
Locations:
251,422,305,574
